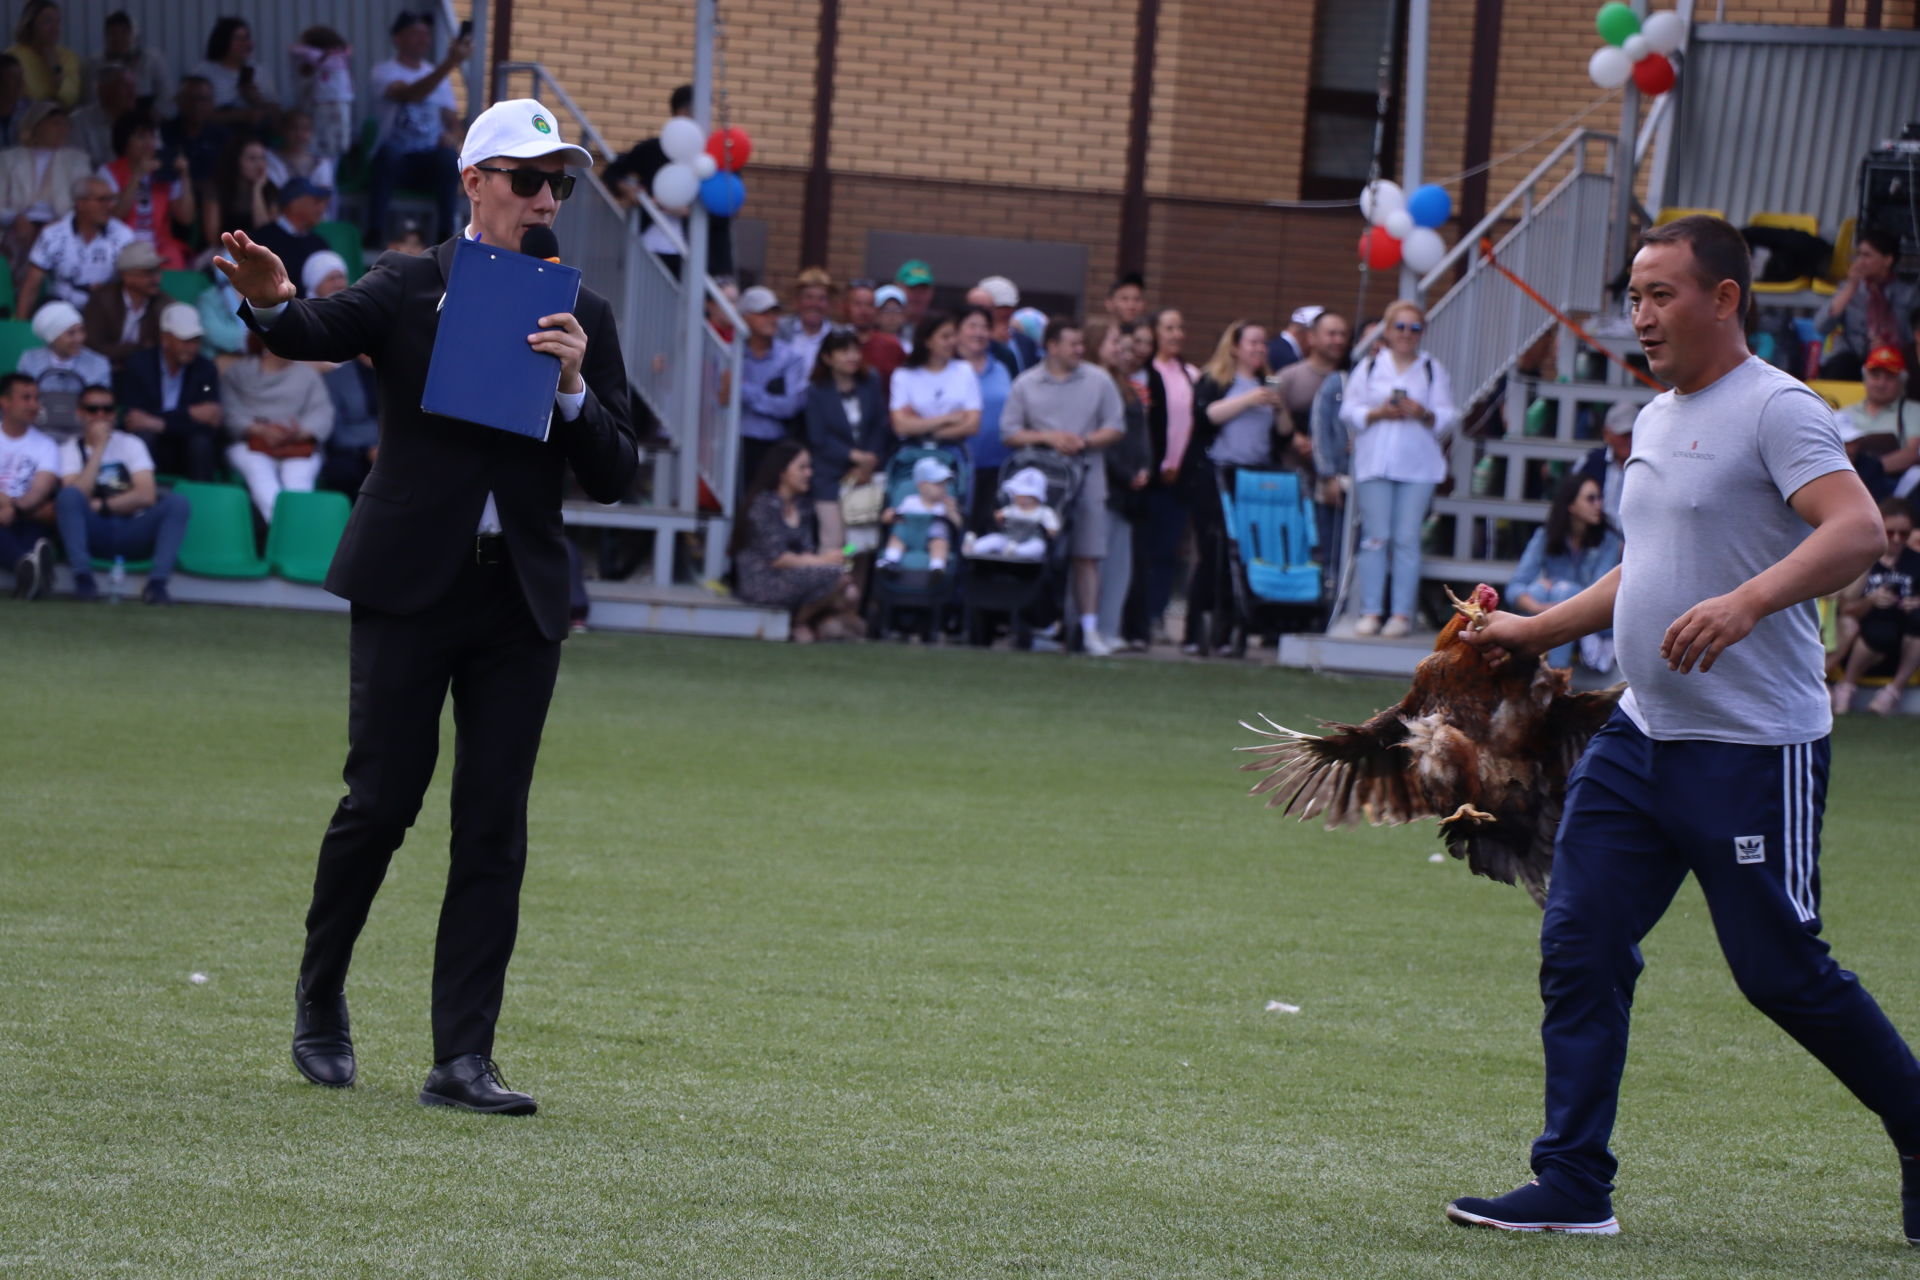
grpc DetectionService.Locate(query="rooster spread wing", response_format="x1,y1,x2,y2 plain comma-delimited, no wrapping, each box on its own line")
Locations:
1237,667,1623,907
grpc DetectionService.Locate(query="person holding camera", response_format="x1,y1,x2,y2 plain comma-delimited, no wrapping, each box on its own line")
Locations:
1339,298,1456,639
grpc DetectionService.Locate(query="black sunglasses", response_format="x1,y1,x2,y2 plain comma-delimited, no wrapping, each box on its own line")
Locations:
80,403,117,414
473,165,575,200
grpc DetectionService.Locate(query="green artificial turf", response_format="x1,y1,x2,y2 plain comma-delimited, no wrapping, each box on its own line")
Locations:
2,602,1917,1278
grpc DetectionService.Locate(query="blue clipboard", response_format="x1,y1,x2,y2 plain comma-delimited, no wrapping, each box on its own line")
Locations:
421,236,582,442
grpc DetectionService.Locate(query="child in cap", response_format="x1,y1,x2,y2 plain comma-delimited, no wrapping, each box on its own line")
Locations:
963,465,1058,561
880,455,961,572
288,26,355,160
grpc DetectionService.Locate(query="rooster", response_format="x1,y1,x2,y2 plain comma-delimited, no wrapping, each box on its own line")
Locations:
1236,583,1620,906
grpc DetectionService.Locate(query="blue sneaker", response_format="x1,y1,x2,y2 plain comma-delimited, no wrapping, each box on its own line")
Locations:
1446,1178,1620,1235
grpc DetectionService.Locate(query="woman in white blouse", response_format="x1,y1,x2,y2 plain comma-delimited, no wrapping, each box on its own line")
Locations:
1338,298,1456,638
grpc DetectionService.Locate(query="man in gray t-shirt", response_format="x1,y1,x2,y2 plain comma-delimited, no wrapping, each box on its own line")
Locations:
1001,318,1125,654
1448,217,1920,1244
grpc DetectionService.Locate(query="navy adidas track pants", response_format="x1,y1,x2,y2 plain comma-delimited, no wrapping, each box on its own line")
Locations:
1531,710,1920,1201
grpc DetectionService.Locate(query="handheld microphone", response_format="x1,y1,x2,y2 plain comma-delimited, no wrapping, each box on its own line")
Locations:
520,225,561,263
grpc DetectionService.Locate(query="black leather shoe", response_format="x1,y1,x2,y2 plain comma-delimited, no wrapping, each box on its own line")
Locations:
292,980,356,1087
419,1054,537,1115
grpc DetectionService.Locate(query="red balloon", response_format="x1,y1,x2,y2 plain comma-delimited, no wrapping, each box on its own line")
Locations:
706,127,753,172
1358,227,1403,272
1631,52,1675,95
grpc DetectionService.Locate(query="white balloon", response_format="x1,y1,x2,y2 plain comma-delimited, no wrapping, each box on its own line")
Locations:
660,117,706,164
1588,45,1633,89
1360,180,1405,227
1623,34,1649,61
1401,227,1448,275
1384,210,1415,241
1641,10,1686,54
692,153,718,180
651,161,699,209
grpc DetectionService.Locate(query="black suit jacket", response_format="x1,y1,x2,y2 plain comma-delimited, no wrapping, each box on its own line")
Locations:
243,236,639,641
802,373,891,499
116,347,220,434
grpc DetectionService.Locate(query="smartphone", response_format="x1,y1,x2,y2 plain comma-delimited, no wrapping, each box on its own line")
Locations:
459,19,474,38
1389,388,1406,405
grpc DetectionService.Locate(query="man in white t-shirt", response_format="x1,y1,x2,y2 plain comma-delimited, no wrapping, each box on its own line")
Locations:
53,383,189,603
0,372,60,599
18,175,134,312
366,12,473,245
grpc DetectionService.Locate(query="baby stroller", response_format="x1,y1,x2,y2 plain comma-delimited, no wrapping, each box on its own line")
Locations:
1216,467,1326,657
960,445,1080,649
868,442,970,641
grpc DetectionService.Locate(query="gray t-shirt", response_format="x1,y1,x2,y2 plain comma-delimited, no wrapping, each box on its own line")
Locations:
1615,356,1851,744
1000,362,1124,505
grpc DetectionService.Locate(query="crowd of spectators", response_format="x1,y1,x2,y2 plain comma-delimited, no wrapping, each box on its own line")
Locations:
0,5,469,602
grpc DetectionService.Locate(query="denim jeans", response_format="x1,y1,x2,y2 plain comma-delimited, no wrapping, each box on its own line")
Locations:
1354,478,1435,618
55,487,192,582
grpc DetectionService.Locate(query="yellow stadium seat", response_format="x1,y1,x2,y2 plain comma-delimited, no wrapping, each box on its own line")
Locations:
1749,211,1822,294
1807,379,1866,410
1814,218,1854,296
1655,206,1725,225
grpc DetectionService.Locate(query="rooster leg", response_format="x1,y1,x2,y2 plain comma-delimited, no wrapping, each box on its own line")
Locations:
1437,803,1497,831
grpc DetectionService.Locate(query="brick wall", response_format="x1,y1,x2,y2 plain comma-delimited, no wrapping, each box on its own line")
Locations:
830,1,1135,190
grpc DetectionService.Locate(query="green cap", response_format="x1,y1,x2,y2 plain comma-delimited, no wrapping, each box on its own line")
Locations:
895,259,933,287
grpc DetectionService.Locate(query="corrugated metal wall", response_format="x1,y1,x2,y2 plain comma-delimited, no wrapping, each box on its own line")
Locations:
1663,23,1920,235
59,0,472,118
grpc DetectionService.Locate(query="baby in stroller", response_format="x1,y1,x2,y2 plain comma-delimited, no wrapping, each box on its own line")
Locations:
880,456,963,573
963,466,1060,561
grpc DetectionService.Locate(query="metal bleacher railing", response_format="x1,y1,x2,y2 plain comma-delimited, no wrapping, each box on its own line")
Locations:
493,61,744,583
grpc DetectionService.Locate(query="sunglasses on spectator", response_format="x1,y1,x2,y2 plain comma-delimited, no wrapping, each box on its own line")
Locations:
80,403,116,414
1392,321,1424,333
473,165,576,200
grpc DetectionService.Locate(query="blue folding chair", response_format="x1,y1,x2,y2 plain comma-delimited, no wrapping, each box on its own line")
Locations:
1218,468,1326,653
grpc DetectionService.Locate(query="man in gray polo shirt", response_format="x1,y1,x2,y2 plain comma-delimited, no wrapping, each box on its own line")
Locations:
1001,317,1125,655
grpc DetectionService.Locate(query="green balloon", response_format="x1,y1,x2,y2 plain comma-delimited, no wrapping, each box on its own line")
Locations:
1596,2,1641,45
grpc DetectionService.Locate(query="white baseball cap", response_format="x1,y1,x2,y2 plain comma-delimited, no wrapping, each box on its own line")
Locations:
30,300,83,345
1290,305,1325,327
976,275,1019,308
738,286,780,315
458,98,593,172
1004,466,1049,500
912,456,953,485
160,301,203,340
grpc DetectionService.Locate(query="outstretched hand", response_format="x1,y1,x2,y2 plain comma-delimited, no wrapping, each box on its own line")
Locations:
213,231,296,309
1458,609,1539,668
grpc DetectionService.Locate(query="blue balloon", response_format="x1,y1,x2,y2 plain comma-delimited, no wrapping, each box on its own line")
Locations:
1407,183,1452,229
700,171,746,217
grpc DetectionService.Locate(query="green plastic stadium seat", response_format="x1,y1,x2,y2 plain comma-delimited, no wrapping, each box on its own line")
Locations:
162,270,211,306
0,255,14,317
315,221,366,282
265,489,350,584
0,318,43,373
172,480,268,578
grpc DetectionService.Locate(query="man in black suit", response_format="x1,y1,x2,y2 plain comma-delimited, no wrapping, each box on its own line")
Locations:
215,98,639,1116
116,302,222,480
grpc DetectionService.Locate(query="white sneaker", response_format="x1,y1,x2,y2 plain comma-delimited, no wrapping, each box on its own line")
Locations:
1381,616,1411,639
1083,628,1114,657
1354,615,1382,637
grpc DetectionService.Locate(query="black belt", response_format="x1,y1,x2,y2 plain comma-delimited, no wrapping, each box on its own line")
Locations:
474,534,507,565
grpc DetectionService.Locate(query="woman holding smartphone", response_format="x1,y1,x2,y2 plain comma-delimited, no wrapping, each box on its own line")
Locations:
1338,298,1456,639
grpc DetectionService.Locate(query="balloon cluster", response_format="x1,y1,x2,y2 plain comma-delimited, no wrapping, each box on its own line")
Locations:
1587,4,1684,95
651,119,754,218
1356,180,1453,274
